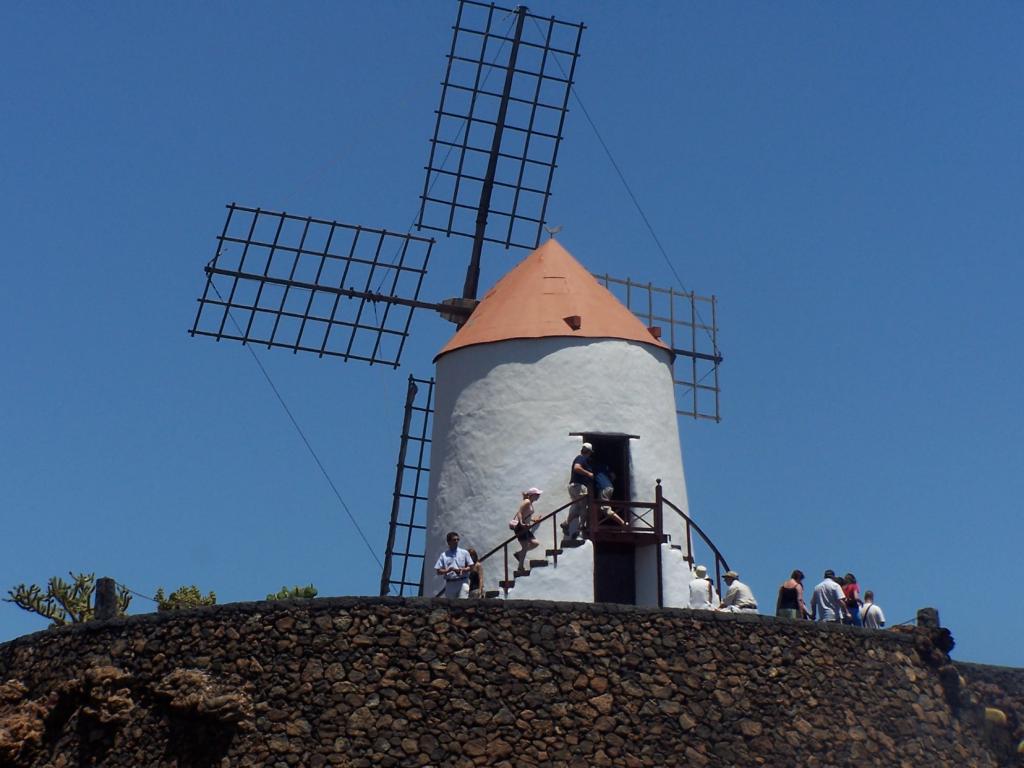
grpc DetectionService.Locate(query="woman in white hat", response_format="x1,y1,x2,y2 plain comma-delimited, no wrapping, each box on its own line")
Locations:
688,565,718,609
511,488,543,572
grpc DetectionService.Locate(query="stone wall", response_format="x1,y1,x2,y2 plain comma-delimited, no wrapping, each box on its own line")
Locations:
955,661,1024,761
0,597,1021,767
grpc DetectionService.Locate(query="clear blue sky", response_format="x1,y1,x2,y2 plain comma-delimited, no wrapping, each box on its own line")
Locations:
2,2,1022,666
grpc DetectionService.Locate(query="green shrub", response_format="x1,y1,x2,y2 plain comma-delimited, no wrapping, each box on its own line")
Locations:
266,584,318,600
154,585,216,611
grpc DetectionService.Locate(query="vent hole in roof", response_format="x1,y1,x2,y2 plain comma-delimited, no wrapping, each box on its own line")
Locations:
543,276,568,294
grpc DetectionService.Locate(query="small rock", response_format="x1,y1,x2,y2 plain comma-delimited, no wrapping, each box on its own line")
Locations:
739,719,763,737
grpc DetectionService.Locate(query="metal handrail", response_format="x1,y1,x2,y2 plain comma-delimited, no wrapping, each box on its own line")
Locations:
434,495,583,597
474,489,666,598
661,495,730,599
436,485,730,602
480,495,582,597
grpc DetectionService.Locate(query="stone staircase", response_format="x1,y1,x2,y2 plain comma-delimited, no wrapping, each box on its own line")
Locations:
485,538,585,598
485,538,689,600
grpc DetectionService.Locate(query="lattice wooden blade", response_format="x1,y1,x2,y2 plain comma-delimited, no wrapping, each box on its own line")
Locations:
417,0,584,252
380,375,434,597
190,204,435,368
594,273,723,422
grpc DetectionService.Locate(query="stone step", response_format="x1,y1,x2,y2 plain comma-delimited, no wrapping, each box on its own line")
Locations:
484,590,500,599
495,537,592,594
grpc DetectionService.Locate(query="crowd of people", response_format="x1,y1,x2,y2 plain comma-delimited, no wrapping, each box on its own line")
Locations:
436,524,888,628
433,440,889,626
687,566,886,628
803,569,886,628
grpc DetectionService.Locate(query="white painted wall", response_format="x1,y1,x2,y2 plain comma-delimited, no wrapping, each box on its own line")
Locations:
422,336,690,598
500,541,594,602
662,545,695,609
634,544,660,607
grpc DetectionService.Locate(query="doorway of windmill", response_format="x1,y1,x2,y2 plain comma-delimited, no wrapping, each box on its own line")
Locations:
571,431,639,605
570,431,636,504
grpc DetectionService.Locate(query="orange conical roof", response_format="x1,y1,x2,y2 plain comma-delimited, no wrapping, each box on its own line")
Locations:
436,239,670,360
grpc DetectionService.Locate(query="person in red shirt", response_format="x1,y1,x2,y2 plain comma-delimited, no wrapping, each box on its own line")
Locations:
842,572,862,626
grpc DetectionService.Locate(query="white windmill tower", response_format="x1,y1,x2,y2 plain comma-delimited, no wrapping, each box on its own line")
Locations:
189,0,727,606
426,237,701,605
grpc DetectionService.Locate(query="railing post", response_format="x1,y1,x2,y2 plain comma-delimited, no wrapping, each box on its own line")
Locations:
655,480,664,608
552,514,558,566
503,546,509,598
654,479,663,537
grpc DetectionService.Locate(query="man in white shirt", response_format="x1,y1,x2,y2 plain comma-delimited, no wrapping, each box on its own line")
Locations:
434,531,473,598
717,571,758,613
688,565,718,609
860,590,886,629
810,570,848,622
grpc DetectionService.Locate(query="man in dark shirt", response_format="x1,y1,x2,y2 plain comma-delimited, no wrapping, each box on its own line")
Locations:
561,443,593,540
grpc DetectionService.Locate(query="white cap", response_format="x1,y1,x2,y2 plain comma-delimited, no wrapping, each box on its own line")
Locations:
581,442,593,452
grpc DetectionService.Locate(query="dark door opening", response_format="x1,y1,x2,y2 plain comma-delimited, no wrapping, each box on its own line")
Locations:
593,542,635,604
571,432,635,504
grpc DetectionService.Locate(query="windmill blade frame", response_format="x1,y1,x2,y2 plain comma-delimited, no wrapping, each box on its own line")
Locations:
380,375,435,597
416,0,585,270
190,204,437,368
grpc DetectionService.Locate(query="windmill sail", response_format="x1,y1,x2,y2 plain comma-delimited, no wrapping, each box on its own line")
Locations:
380,375,435,597
417,0,585,284
191,205,436,367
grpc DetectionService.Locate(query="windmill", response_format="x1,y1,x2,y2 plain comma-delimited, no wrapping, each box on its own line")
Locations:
189,0,724,605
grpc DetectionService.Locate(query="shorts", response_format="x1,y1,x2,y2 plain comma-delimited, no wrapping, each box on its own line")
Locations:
514,523,535,542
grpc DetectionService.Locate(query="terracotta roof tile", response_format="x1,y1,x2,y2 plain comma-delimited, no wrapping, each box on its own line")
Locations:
436,239,670,360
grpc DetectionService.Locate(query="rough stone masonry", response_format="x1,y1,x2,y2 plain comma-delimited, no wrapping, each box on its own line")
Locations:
0,596,1022,767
